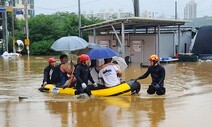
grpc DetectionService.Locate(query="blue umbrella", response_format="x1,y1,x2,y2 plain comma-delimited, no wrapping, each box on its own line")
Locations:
87,47,118,60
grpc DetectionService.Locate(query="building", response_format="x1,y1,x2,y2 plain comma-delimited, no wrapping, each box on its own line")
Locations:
81,17,190,65
0,0,35,19
0,0,34,53
83,9,133,20
184,0,197,19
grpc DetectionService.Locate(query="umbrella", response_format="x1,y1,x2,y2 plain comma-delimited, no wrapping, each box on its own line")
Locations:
87,47,118,60
51,36,89,52
71,42,101,55
112,56,128,71
15,40,24,52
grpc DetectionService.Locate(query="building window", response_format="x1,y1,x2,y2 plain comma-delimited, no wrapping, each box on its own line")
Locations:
28,10,35,17
29,0,34,4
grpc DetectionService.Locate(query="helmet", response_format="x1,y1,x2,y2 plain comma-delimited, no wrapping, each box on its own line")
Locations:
79,54,90,62
149,54,158,62
48,58,56,63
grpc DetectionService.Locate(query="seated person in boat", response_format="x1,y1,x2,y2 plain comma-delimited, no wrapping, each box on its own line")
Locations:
74,54,98,96
42,57,56,87
98,58,122,87
57,54,76,88
89,59,104,85
112,60,122,80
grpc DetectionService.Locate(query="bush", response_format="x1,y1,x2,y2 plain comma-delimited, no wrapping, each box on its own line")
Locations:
30,40,60,55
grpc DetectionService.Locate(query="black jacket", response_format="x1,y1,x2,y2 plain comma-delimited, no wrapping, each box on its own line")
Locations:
43,65,54,84
74,63,95,85
137,64,165,86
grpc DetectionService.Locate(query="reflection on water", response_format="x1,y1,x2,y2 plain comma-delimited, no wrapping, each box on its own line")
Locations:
44,96,165,127
0,56,212,127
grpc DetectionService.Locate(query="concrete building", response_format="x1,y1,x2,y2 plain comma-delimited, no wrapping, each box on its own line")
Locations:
81,17,190,65
184,0,197,19
10,0,35,19
83,9,133,20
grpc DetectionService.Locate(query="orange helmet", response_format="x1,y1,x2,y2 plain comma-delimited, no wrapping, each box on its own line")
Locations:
149,54,159,62
79,54,90,62
48,58,56,63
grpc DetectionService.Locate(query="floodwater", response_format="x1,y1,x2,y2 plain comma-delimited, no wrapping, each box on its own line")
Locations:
0,56,212,127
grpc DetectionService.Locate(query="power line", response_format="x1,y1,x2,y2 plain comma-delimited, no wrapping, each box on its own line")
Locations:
35,0,100,12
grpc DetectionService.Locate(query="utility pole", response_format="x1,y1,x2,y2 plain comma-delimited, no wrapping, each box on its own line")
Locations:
133,0,140,17
78,0,81,37
11,0,15,53
24,0,30,55
2,0,9,52
175,1,178,19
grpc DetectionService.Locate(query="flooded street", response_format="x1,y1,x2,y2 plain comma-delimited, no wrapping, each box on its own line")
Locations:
0,55,212,127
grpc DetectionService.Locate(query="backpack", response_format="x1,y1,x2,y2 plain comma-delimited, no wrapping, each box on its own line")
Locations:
51,64,61,84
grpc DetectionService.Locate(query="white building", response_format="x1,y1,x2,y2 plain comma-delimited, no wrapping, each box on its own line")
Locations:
83,9,133,20
1,0,35,19
184,0,197,19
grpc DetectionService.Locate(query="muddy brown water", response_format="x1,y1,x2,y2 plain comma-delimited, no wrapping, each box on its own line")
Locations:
0,56,212,127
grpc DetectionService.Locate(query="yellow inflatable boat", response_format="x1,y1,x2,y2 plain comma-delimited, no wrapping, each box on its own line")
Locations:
40,80,140,97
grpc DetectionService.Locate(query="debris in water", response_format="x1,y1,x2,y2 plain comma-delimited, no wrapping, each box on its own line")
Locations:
18,96,28,100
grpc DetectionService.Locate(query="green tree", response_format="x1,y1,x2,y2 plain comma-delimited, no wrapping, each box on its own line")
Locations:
30,40,59,55
12,12,104,55
28,12,81,43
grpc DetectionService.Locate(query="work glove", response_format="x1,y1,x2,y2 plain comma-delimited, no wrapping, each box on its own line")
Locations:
41,81,47,87
43,81,47,85
81,83,87,89
93,82,98,87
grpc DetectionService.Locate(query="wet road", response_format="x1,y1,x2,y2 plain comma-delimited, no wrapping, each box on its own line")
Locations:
0,56,212,127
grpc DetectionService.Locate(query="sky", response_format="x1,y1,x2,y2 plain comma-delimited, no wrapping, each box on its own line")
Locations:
35,0,212,19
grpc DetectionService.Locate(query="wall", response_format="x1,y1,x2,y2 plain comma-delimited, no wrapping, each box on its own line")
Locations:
178,31,192,53
129,34,156,64
88,33,176,65
158,33,175,58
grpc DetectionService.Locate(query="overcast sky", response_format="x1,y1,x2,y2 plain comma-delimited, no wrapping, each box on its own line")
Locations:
35,0,212,19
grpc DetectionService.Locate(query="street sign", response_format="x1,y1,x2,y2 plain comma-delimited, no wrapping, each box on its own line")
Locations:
16,10,23,15
6,7,13,12
0,8,6,12
24,39,30,46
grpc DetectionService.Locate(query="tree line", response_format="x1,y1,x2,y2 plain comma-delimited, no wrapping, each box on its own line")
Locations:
0,12,103,55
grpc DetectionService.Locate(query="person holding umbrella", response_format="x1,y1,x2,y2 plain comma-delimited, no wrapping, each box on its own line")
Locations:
57,54,76,88
134,54,166,95
74,54,98,96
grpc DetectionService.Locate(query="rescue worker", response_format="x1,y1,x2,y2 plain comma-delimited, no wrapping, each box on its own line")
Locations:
42,57,56,87
74,54,98,96
134,54,166,95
